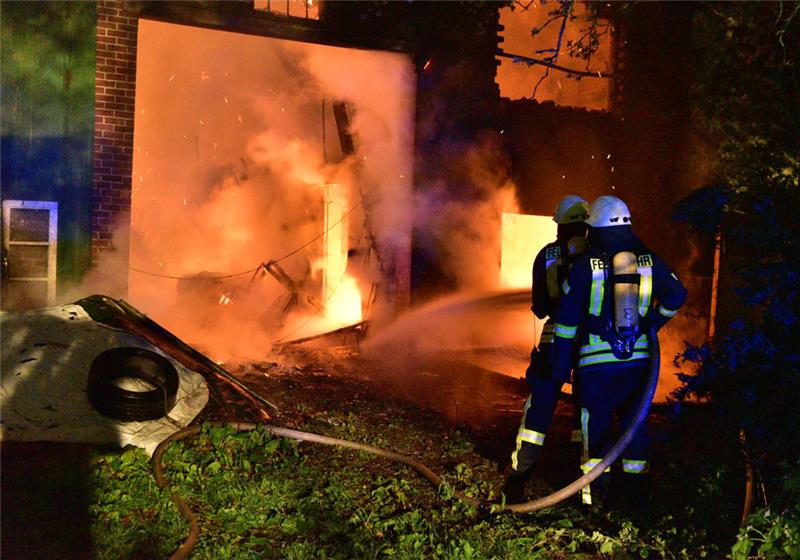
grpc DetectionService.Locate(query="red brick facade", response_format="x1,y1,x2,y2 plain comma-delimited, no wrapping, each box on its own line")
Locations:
92,0,138,263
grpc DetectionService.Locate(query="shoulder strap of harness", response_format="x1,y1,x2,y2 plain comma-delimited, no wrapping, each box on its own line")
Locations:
587,252,654,319
636,253,653,316
588,256,607,317
544,245,564,299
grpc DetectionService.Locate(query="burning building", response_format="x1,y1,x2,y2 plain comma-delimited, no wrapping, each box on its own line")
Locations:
2,1,711,397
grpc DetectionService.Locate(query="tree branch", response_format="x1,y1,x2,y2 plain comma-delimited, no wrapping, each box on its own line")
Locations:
513,0,536,11
498,51,612,78
532,1,571,97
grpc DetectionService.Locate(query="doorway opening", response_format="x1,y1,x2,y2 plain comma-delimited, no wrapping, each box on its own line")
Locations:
129,20,415,362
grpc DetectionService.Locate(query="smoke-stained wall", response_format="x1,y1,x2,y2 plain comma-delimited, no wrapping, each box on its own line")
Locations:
0,2,95,301
610,3,712,390
501,100,617,217
612,3,700,270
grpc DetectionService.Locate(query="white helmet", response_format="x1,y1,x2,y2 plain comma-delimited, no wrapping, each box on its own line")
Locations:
585,195,632,228
553,195,589,224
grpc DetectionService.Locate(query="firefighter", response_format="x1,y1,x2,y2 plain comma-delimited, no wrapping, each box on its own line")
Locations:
551,195,687,507
503,195,589,504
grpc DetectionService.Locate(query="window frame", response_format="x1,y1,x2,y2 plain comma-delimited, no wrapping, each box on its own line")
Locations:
2,199,59,306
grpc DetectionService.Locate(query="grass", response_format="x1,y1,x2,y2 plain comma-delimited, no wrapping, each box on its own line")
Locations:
88,399,729,559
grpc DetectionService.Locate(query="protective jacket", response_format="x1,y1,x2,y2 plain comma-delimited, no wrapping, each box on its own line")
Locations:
504,199,590,502
531,239,574,344
551,228,687,379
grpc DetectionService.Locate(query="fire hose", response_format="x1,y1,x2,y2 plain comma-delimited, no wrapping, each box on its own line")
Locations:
153,329,660,559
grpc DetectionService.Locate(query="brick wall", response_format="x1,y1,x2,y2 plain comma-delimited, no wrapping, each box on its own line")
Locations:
92,0,138,264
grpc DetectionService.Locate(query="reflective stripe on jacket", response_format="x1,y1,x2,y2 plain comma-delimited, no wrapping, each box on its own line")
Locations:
551,244,687,376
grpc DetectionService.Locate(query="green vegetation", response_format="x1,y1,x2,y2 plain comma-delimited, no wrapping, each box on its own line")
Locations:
0,1,95,137
731,468,800,560
90,403,724,559
674,5,800,556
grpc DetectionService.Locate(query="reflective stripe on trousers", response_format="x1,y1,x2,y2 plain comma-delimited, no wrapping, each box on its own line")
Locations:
580,457,610,505
580,408,590,463
622,458,649,474
511,395,545,471
540,322,555,345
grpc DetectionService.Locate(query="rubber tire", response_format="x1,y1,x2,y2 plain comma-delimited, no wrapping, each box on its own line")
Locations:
88,347,179,421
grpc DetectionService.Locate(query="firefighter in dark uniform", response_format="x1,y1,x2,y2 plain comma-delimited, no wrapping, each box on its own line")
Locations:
503,195,589,504
551,195,687,506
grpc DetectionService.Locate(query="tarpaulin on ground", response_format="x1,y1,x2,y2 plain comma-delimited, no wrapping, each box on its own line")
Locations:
0,304,208,456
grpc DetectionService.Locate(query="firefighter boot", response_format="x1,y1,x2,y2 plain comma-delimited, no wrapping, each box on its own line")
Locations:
502,470,530,505
618,472,652,513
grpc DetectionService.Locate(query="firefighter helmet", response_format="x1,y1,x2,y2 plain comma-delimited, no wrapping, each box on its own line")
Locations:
586,195,632,228
553,195,590,224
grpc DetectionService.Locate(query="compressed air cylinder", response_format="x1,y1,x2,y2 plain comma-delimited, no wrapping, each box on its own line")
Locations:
612,251,640,335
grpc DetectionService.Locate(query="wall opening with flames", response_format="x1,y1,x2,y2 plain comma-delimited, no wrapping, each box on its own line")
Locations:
500,212,554,349
496,1,612,110
500,212,555,290
129,20,415,363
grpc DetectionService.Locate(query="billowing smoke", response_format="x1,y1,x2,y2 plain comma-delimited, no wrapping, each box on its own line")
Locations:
364,132,531,369
413,134,520,292
303,46,415,252
72,19,520,368
58,214,131,303
118,21,415,363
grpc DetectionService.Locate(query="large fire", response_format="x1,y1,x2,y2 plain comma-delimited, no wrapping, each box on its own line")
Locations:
120,17,700,404
308,181,363,333
129,20,414,362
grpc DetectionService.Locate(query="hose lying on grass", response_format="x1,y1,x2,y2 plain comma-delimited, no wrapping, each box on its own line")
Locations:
153,329,660,560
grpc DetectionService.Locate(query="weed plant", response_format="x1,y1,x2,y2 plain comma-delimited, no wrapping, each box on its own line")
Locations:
90,415,724,559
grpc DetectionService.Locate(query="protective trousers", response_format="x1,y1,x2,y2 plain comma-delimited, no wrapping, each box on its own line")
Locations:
577,363,650,505
510,345,562,474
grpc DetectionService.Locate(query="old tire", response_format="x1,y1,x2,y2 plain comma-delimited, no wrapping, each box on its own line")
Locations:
88,347,179,421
